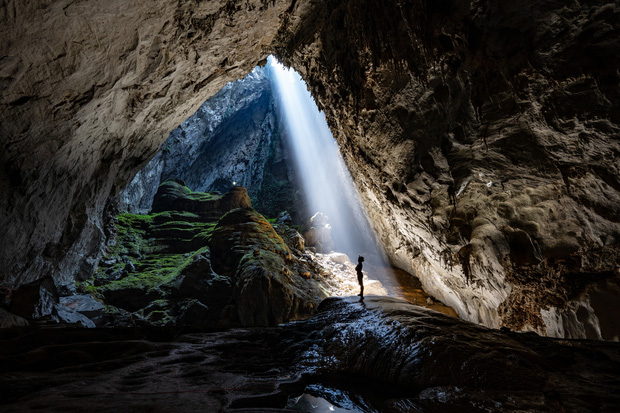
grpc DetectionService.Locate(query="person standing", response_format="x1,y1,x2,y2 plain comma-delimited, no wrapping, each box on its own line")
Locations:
356,255,365,299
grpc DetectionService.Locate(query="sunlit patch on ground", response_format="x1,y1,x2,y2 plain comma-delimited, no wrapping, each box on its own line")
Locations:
309,251,457,318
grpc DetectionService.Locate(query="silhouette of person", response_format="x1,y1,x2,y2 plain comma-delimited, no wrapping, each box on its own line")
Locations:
356,255,365,299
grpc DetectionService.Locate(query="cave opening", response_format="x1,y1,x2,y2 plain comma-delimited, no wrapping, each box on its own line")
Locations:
2,1,620,410
116,55,446,306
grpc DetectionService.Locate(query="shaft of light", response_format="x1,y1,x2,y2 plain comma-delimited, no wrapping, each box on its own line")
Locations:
267,56,387,265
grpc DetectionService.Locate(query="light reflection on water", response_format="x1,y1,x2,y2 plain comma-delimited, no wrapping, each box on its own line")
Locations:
287,393,358,413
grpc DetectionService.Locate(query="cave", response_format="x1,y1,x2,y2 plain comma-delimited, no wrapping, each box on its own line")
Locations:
1,0,620,411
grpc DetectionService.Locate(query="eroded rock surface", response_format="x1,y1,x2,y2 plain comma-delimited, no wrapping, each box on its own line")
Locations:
209,207,329,325
79,183,331,327
0,0,293,289
275,0,620,336
1,0,619,338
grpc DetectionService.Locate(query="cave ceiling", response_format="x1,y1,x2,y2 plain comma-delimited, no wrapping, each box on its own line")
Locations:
1,0,619,337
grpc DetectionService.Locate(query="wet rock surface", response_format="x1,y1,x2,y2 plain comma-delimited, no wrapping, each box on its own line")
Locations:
1,297,619,412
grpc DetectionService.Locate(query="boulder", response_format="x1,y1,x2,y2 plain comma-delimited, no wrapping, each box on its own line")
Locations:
52,304,96,328
9,276,59,320
327,252,351,265
0,307,29,328
302,212,334,253
60,294,105,317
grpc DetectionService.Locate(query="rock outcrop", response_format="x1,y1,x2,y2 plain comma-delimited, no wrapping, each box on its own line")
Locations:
275,0,620,337
150,179,252,217
209,207,328,325
120,65,303,220
1,0,619,338
80,183,329,327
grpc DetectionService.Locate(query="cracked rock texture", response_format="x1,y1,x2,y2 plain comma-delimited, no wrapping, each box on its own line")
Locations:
1,0,620,338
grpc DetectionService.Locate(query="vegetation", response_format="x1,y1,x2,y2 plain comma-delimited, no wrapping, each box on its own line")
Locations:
83,206,217,307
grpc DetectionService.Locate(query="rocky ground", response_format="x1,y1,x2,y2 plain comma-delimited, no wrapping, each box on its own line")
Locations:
1,296,619,412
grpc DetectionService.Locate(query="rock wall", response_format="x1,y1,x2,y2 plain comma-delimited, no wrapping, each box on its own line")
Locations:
275,0,620,337
1,0,619,338
120,65,303,220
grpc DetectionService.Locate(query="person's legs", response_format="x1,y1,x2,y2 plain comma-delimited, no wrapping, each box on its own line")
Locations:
358,276,364,298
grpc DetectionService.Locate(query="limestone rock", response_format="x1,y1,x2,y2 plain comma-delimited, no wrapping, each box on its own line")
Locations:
327,252,351,266
151,180,251,217
273,224,305,252
302,212,334,253
175,299,212,328
120,66,302,220
52,303,96,328
278,1,620,336
210,207,328,326
276,211,293,226
9,277,59,320
175,253,232,319
1,0,619,338
210,208,292,271
59,294,105,318
2,296,620,411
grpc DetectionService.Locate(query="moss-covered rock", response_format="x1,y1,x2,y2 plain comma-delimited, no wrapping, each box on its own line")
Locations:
151,180,251,218
210,208,292,272
85,187,228,324
85,185,329,328
209,208,328,326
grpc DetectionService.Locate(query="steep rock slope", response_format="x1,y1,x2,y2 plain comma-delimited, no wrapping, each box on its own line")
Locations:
121,65,302,220
1,0,619,338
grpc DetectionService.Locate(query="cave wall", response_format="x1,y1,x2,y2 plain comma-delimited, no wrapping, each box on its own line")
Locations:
0,0,290,286
275,0,620,337
1,0,619,337
120,64,303,221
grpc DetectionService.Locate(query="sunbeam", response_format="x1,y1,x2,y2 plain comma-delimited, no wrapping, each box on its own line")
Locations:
267,56,397,294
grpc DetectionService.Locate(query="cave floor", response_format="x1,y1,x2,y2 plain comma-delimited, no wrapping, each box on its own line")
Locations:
1,296,619,412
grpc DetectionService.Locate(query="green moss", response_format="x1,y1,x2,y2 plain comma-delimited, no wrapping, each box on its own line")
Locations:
99,248,205,294
239,249,287,276
188,192,222,202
